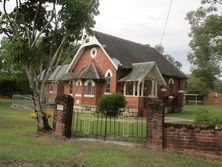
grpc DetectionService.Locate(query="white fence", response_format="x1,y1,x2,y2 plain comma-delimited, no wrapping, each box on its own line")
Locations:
11,94,55,110
12,94,34,110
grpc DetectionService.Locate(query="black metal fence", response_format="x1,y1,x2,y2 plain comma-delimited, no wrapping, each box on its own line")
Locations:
72,108,147,143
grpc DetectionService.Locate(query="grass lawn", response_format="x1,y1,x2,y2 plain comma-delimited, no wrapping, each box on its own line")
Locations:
166,105,222,123
0,99,222,167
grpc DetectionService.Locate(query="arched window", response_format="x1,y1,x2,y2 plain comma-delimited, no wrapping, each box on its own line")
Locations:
105,70,112,93
106,73,111,93
69,80,73,94
87,81,92,95
168,78,174,94
76,80,82,95
84,80,95,97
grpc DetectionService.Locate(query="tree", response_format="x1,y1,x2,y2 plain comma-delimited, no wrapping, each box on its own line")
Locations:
186,0,222,89
164,54,175,64
0,0,99,132
0,38,30,95
185,73,209,96
154,44,164,54
173,61,182,69
97,93,126,116
154,44,183,69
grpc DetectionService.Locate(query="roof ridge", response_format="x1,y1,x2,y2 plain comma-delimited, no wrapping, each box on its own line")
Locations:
93,30,149,48
132,61,155,65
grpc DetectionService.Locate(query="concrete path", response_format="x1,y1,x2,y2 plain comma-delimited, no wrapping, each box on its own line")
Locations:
165,117,193,123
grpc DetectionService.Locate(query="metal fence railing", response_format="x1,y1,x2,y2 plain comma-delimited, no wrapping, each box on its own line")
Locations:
72,108,147,143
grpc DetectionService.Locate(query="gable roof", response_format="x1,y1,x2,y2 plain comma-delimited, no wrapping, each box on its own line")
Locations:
39,64,69,81
74,60,105,80
119,62,166,86
93,31,187,79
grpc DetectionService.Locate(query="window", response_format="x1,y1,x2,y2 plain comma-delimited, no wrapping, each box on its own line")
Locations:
106,73,111,93
90,47,97,59
76,80,82,95
87,81,92,95
69,80,73,94
105,70,112,94
84,80,95,97
168,78,174,94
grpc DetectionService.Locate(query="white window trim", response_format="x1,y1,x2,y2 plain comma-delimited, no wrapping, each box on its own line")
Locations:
104,92,111,95
84,80,95,86
75,94,81,97
75,79,82,86
84,94,95,98
105,69,113,77
169,78,174,85
90,47,97,59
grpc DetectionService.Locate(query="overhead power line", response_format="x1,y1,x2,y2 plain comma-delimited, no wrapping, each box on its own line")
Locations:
160,0,173,46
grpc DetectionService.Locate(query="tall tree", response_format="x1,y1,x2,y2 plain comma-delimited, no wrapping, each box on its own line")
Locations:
186,0,222,89
154,44,164,54
0,0,99,132
154,44,183,69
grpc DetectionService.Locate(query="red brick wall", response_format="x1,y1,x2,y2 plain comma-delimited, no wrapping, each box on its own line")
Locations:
45,82,62,103
163,76,183,96
125,96,144,108
164,123,222,155
69,46,117,106
73,46,117,93
145,102,222,155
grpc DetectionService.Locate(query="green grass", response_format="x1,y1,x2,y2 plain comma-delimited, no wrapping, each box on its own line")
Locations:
167,105,222,123
0,99,222,167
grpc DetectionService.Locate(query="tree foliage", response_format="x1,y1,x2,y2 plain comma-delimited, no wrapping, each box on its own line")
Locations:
186,0,222,89
0,0,99,131
154,44,182,69
185,73,209,96
0,38,30,95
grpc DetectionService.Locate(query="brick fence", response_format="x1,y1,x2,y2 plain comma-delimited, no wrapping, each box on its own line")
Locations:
146,102,222,156
53,95,74,138
52,96,222,156
164,123,222,155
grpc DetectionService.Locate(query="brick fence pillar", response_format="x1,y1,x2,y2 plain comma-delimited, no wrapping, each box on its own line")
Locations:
146,101,164,149
53,95,74,138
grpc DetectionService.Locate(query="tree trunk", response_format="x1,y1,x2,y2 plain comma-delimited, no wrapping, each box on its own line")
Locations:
33,89,52,132
25,66,52,132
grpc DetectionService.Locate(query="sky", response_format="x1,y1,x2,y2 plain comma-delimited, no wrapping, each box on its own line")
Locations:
0,0,202,74
93,0,202,74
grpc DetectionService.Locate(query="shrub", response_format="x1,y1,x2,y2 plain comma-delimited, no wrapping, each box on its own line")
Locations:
194,108,222,125
97,93,126,116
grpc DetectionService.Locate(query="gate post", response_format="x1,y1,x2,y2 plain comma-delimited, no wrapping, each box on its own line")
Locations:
146,101,164,149
53,95,74,138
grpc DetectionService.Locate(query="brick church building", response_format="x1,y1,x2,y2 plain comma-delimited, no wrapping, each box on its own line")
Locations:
46,31,187,113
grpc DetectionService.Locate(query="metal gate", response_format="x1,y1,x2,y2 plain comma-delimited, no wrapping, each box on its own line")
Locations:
71,108,147,143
